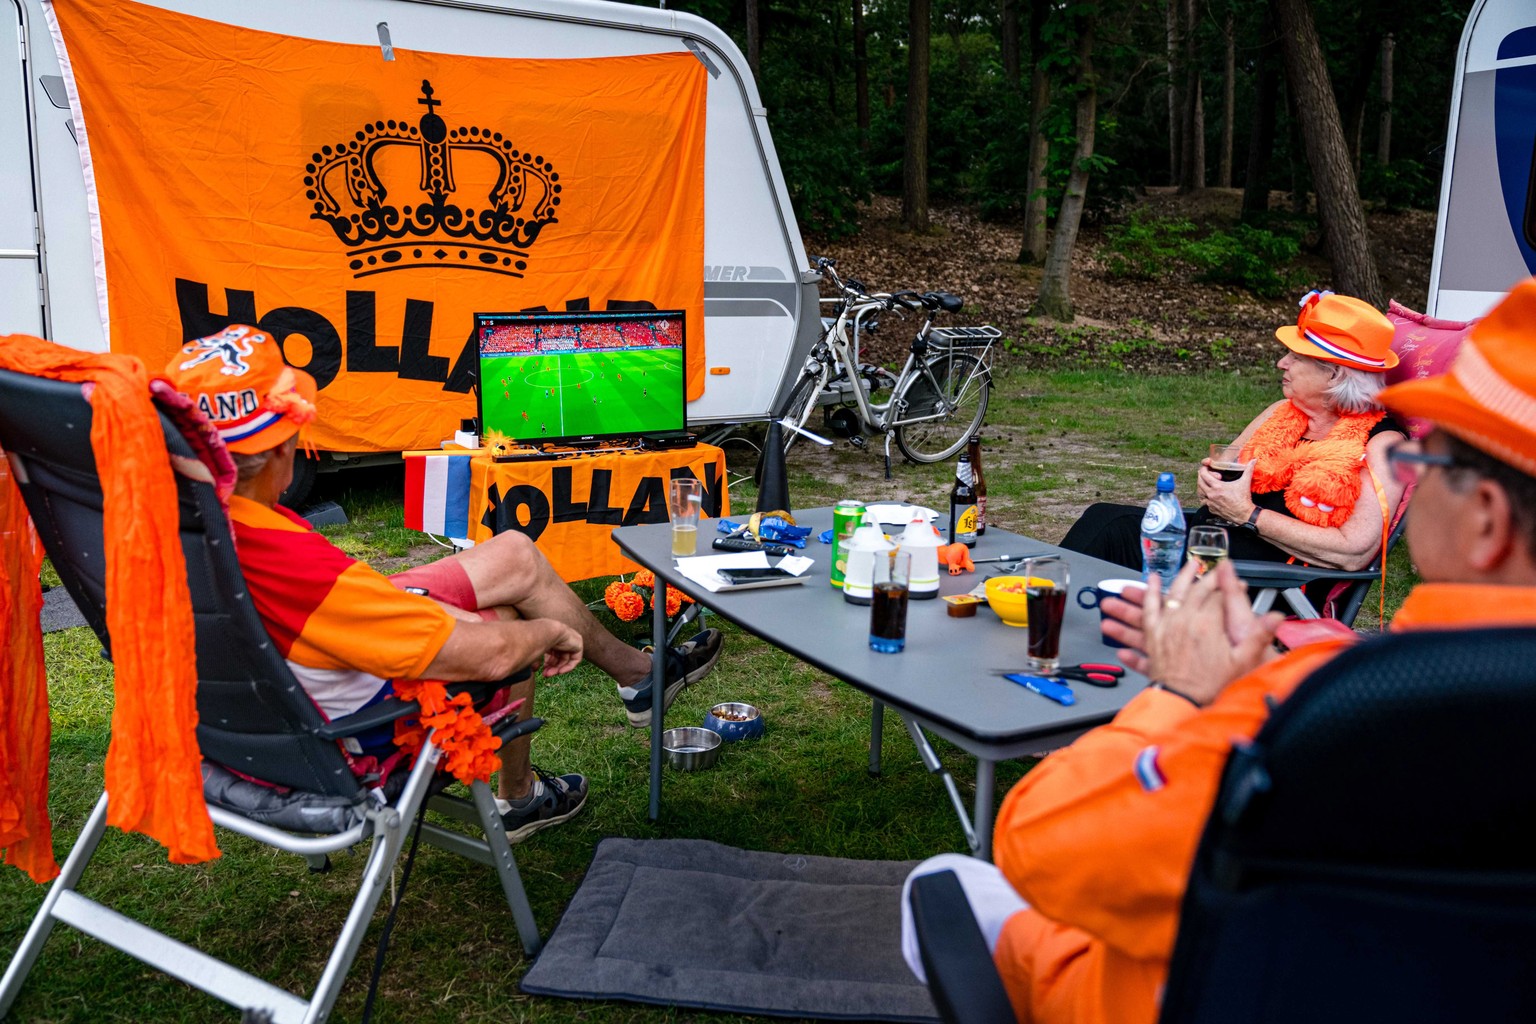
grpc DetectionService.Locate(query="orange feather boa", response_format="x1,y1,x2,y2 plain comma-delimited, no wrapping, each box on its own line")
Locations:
1240,403,1383,529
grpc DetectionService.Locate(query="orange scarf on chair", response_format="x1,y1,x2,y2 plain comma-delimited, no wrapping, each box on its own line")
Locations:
0,334,217,882
1241,403,1383,529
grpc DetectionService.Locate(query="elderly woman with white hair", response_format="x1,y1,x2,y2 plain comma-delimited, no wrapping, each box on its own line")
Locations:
1062,291,1408,572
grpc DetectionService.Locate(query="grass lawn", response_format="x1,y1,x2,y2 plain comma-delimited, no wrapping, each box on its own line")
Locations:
0,365,1417,1022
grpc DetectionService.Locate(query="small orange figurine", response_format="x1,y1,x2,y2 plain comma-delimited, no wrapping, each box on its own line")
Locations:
936,542,975,575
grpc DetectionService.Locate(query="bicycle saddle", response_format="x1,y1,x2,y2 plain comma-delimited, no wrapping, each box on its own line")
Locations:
924,291,964,313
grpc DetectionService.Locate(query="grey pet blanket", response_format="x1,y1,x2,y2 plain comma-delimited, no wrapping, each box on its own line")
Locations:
521,837,940,1022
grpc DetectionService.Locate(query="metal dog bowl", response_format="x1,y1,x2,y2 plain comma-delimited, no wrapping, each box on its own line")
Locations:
662,726,723,771
703,702,766,742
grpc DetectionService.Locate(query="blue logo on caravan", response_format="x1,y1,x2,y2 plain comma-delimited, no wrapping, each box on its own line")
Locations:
1496,27,1536,274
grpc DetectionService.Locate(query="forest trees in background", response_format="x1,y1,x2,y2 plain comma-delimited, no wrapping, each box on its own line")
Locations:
667,0,1467,310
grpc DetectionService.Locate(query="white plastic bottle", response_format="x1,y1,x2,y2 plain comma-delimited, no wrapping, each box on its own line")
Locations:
1140,472,1186,588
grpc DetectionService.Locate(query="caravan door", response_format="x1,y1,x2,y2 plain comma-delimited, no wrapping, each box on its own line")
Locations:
0,0,42,336
1431,0,1536,319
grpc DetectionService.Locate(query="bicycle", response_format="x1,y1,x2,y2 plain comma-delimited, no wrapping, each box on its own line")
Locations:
774,256,1000,472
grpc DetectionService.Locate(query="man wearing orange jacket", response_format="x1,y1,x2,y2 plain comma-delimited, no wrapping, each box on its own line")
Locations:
900,276,1536,1024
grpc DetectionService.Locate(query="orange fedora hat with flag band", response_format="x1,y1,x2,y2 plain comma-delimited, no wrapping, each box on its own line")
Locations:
1377,277,1536,478
162,325,317,454
1275,290,1399,371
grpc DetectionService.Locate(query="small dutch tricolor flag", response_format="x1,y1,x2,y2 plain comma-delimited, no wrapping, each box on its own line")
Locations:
404,453,473,539
1133,746,1167,792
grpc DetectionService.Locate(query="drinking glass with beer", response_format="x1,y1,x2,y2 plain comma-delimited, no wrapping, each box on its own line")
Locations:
1021,556,1070,675
1187,525,1229,576
668,478,704,556
1208,442,1247,482
869,549,912,653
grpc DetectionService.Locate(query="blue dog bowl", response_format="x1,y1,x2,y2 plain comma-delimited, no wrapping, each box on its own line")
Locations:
703,702,765,742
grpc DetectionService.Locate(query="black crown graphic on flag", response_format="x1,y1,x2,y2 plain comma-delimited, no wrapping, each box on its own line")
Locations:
305,80,562,278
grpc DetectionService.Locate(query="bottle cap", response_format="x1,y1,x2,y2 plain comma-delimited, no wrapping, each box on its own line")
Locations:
1157,472,1176,492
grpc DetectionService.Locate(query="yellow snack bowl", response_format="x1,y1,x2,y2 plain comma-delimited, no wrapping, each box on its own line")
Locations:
984,575,1051,628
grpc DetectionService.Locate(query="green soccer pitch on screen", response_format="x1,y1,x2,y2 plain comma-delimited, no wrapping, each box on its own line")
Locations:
473,310,687,446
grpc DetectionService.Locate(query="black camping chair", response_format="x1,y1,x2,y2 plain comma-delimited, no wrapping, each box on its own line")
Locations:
1231,487,1411,627
909,870,1015,1024
0,368,542,1024
910,627,1536,1024
1159,626,1536,1023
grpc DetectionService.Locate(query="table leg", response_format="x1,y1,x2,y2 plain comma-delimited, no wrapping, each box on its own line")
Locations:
868,699,885,776
972,759,996,862
648,579,668,821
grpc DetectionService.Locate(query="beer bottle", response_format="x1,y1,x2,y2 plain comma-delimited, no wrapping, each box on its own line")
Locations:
949,451,978,547
968,434,987,536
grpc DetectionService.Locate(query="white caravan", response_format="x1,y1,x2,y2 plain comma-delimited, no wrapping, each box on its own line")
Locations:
1,0,817,466
1430,0,1536,319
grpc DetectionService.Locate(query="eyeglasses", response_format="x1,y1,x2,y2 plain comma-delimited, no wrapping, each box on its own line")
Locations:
1386,441,1468,485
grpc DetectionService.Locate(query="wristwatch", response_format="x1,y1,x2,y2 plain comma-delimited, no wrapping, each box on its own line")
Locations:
1241,506,1262,533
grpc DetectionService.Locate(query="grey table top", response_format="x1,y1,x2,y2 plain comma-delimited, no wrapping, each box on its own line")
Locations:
612,506,1149,749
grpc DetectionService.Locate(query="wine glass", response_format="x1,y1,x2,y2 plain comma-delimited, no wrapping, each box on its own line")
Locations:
1187,525,1229,577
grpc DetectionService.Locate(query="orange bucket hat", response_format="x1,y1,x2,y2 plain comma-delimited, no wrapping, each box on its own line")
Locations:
1275,290,1398,371
1377,277,1536,477
161,325,317,454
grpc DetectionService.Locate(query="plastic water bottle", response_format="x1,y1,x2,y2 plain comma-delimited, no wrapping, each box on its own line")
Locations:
1140,472,1186,588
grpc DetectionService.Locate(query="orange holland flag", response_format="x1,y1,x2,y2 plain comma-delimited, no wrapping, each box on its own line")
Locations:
49,0,707,452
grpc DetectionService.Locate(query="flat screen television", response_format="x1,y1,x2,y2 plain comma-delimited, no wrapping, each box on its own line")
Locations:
473,309,687,446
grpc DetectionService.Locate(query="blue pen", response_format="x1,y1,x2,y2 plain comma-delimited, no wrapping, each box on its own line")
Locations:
1004,673,1077,706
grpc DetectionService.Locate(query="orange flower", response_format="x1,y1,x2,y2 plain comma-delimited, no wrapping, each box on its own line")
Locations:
604,580,633,609
632,569,656,589
663,589,683,616
612,589,645,622
391,678,502,786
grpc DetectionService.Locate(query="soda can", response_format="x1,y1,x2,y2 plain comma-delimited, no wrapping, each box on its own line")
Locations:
830,500,865,589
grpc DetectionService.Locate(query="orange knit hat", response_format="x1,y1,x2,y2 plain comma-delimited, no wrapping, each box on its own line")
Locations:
1275,290,1398,371
161,325,317,454
1377,278,1536,477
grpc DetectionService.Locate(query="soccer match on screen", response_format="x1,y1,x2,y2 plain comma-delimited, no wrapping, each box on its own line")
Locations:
476,313,686,443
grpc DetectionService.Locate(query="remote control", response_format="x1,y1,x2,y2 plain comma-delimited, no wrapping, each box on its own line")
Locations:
712,536,793,557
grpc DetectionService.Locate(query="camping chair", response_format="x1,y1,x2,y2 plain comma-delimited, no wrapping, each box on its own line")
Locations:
908,869,1015,1024
1159,626,1536,1022
1230,481,1411,626
0,368,542,1024
909,627,1536,1024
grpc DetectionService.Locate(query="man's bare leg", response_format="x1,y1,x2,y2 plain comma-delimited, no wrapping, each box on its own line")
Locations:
448,530,652,685
495,672,536,801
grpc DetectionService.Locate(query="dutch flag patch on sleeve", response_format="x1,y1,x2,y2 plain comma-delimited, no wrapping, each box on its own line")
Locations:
1134,746,1166,792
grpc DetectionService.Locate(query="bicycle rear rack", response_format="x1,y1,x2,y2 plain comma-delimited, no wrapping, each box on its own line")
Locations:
928,325,1002,348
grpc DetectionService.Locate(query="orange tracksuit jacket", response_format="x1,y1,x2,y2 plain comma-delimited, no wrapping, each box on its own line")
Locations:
990,583,1536,1024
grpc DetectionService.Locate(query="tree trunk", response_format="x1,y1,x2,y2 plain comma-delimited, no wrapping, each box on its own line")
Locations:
1000,0,1021,88
1019,0,1051,263
1377,33,1394,166
1167,0,1183,185
903,0,931,232
1178,0,1205,192
1242,12,1280,220
1035,19,1097,321
854,0,870,147
1272,0,1383,306
745,0,761,80
1219,11,1235,188
1286,85,1309,215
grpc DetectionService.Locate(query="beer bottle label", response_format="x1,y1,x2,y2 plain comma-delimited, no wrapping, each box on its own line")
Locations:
954,503,978,540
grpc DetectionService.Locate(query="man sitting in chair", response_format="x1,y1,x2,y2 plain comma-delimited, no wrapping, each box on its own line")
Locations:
163,326,722,842
901,277,1536,1024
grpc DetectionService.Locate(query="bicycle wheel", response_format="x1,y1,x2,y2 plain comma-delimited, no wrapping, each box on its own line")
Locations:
773,367,824,458
893,351,990,463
